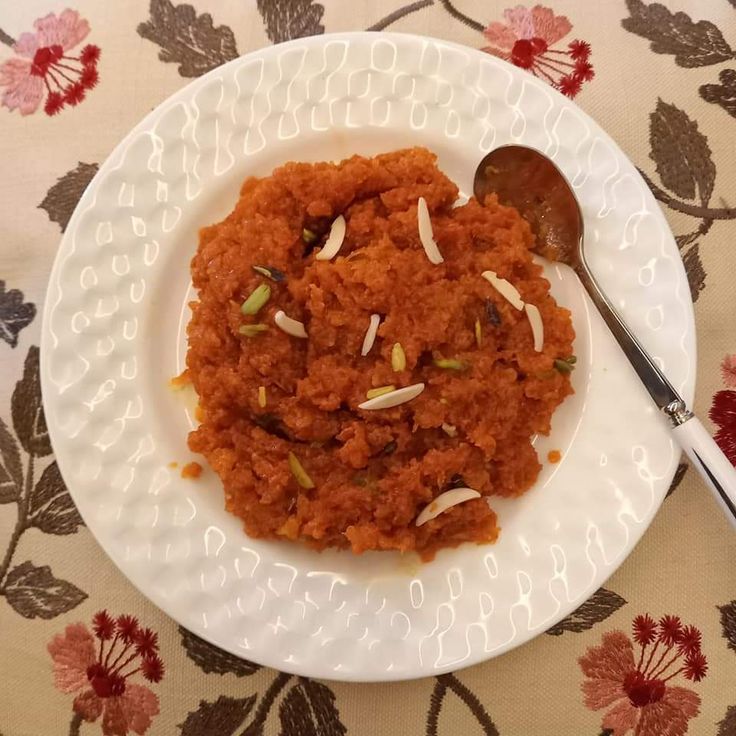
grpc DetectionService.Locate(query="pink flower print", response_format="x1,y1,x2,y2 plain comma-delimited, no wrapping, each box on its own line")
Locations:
0,9,100,116
48,611,164,735
721,354,736,389
482,5,594,98
578,614,706,735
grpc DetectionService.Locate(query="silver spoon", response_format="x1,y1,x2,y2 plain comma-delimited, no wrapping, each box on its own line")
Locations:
474,145,736,526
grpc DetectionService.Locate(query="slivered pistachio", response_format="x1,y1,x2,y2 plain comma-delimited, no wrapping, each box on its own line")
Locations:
485,300,501,326
302,228,318,244
474,319,482,348
252,265,285,282
258,386,267,408
391,342,406,372
433,358,469,371
366,385,396,399
239,324,268,337
352,474,369,487
382,441,397,456
241,284,271,315
554,359,574,374
566,355,577,364
288,452,315,489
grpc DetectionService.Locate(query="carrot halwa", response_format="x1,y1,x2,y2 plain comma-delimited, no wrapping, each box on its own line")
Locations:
186,147,574,560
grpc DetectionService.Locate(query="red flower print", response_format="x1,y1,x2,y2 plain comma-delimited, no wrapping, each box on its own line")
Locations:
481,5,594,98
48,611,163,735
578,614,706,735
0,9,100,116
710,390,736,466
721,354,736,389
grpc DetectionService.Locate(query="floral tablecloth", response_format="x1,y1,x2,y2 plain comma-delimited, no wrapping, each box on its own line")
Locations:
1,1,735,734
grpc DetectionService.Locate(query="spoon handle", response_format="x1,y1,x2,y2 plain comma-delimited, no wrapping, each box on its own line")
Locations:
673,416,736,528
576,262,736,524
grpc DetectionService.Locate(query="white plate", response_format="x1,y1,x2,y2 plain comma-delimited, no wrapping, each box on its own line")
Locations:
41,32,694,681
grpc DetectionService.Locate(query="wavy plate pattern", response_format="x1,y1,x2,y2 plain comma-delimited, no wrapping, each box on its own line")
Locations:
41,33,695,681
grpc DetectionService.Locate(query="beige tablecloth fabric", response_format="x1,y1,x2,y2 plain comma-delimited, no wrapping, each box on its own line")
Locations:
1,2,735,735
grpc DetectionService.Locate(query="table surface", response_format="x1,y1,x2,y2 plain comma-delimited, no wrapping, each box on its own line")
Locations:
1,1,735,735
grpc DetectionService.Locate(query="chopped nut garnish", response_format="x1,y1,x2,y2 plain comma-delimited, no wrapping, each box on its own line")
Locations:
433,358,469,371
361,313,381,356
417,196,444,265
241,284,271,316
315,215,346,261
288,452,314,489
274,310,308,338
554,358,575,374
415,487,481,526
391,342,406,371
239,324,268,337
366,385,396,399
258,386,267,408
474,319,482,348
525,303,544,352
358,383,425,410
481,271,523,311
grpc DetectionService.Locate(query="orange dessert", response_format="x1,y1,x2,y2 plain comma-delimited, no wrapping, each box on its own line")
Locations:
186,147,574,559
181,461,202,479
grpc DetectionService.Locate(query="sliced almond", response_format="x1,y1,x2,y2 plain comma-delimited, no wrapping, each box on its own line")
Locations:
415,487,481,526
361,313,381,356
524,303,544,352
441,423,457,437
481,271,524,311
315,215,346,261
274,310,308,338
358,382,425,410
417,197,444,265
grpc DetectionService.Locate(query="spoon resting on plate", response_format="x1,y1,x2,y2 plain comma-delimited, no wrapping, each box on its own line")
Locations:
474,145,736,526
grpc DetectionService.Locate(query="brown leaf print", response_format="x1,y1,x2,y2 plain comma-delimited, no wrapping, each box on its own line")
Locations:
28,460,83,535
0,281,36,348
718,705,736,736
0,416,22,504
179,625,260,676
718,601,736,654
427,673,499,736
367,1,434,32
137,0,239,78
701,69,736,120
2,561,87,619
279,679,347,736
683,244,706,303
622,0,734,67
546,588,627,635
39,163,98,233
665,461,688,498
256,0,325,44
649,99,715,205
178,695,256,736
11,346,51,457
240,672,291,736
